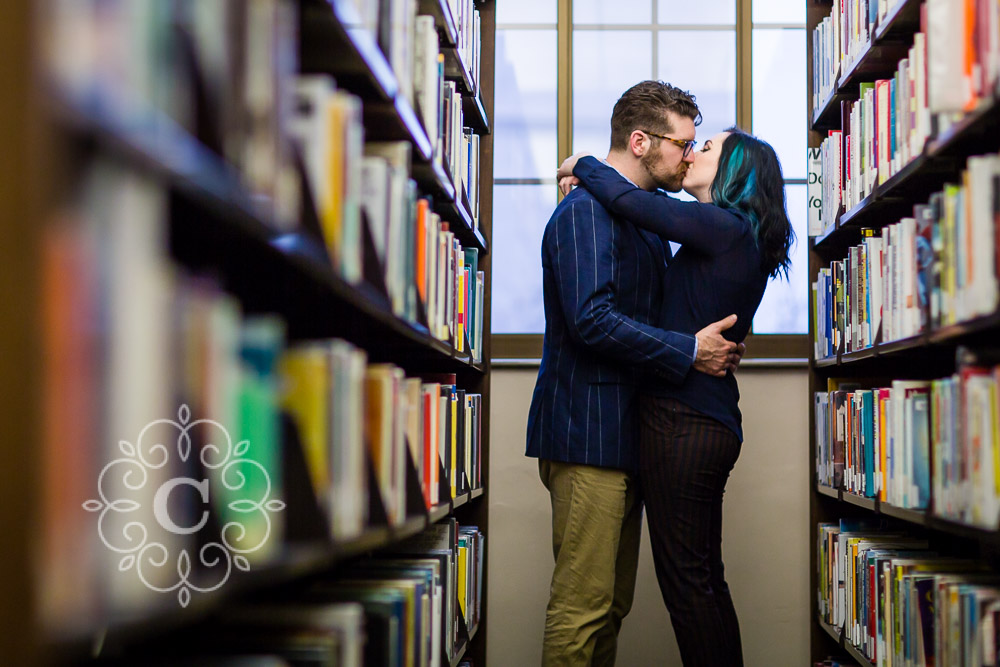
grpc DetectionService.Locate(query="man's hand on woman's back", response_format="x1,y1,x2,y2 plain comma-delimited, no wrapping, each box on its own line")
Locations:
693,314,742,377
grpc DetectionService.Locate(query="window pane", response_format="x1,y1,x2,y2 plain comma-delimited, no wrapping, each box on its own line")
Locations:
752,28,806,178
574,0,652,25
492,184,558,334
752,0,806,25
657,0,735,25
656,30,736,143
495,30,558,180
497,0,557,24
752,184,808,334
572,31,653,154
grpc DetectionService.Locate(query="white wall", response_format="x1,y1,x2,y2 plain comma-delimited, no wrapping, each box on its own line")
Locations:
487,366,810,666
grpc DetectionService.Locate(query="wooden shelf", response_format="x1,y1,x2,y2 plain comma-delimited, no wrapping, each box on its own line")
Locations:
814,484,1000,541
450,636,468,667
816,616,875,667
843,637,876,667
875,333,927,356
444,45,476,97
812,222,840,247
817,615,841,644
812,311,1000,368
429,501,452,524
929,310,1000,343
841,347,876,363
817,484,840,499
813,354,839,368
299,0,433,160
879,502,927,526
420,0,459,48
927,96,1000,157
470,487,484,500
837,43,912,94
811,86,850,132
300,0,397,101
874,0,923,42
413,157,488,255
841,492,876,512
463,91,491,135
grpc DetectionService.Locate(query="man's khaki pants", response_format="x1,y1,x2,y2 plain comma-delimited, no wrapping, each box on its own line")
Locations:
539,460,642,667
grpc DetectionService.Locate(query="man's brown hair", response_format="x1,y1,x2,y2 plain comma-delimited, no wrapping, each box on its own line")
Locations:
609,81,701,151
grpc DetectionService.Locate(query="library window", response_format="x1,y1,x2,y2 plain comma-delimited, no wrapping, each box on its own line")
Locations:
493,0,809,357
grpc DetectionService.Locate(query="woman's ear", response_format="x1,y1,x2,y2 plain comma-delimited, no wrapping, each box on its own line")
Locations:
629,130,648,158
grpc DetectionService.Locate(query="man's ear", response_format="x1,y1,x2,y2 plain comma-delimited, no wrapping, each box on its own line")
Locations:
629,130,648,158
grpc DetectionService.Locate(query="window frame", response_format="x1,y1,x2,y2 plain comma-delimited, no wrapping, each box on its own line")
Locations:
493,0,809,363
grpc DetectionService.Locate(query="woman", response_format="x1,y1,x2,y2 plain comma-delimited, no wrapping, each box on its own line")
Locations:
557,128,793,667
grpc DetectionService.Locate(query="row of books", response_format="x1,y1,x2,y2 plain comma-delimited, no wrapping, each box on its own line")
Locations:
810,153,1000,357
817,518,1000,667
281,343,485,535
292,78,485,357
813,32,930,219
347,0,483,103
42,1,487,279
39,161,291,632
444,90,484,233
843,42,930,211
412,10,483,221
37,160,485,637
42,0,302,228
453,0,483,94
118,520,483,667
815,359,1000,527
815,379,933,509
811,0,1000,116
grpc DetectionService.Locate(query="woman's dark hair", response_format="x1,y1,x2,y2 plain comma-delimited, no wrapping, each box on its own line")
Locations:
711,127,794,279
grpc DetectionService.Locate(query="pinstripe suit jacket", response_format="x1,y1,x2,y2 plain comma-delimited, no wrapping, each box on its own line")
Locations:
525,187,697,471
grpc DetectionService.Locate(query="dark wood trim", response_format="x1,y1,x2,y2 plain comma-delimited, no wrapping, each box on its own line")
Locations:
0,0,40,662
492,333,543,359
494,332,810,360
741,333,810,359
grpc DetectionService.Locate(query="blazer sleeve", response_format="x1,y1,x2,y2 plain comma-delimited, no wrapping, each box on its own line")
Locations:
549,195,696,383
573,155,746,253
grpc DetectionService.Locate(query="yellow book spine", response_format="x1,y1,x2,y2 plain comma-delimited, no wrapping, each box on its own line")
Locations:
279,349,329,499
457,543,468,620
323,96,346,271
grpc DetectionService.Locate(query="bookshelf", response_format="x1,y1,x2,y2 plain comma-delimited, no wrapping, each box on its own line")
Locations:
807,0,1000,662
4,0,495,664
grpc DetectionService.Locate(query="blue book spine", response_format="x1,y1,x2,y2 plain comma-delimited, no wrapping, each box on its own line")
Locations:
912,392,931,509
890,77,897,162
862,391,875,497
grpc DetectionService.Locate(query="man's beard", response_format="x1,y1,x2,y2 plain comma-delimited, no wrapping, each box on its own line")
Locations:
642,149,687,192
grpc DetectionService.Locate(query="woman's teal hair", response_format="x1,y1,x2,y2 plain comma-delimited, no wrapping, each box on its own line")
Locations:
710,128,794,279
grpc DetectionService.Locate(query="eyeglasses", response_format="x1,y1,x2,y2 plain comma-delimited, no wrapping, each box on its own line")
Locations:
640,130,697,157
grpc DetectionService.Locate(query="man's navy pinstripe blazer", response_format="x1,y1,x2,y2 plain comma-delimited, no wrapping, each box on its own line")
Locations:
525,187,698,471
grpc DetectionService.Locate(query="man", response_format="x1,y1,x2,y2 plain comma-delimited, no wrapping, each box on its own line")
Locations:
525,81,740,666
